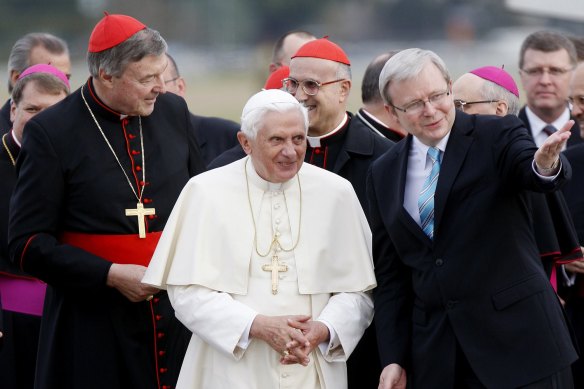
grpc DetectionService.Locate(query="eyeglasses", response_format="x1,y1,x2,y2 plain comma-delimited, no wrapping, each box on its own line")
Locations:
391,91,450,115
520,67,573,78
569,95,584,110
282,77,346,96
454,99,498,112
164,77,180,84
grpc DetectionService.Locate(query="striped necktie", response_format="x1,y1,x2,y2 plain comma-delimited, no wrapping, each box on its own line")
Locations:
418,147,441,239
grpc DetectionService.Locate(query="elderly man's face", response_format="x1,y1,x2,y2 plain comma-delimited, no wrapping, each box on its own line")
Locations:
10,80,67,142
569,63,584,138
520,49,573,115
453,73,499,115
108,54,167,116
239,109,307,183
289,57,350,136
387,62,455,147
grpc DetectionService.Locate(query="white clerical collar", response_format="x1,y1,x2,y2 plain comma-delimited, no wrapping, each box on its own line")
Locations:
245,157,297,192
411,133,450,167
525,106,570,136
307,113,348,148
11,130,21,147
361,109,390,129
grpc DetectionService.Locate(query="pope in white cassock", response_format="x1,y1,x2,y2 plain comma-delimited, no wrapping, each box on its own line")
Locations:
142,89,376,389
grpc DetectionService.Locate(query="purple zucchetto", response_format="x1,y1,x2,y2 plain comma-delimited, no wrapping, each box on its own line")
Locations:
469,66,519,97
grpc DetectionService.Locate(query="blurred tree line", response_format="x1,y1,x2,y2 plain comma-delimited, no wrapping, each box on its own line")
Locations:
3,0,580,61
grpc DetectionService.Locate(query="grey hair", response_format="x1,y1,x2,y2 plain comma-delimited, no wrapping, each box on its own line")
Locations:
87,28,167,78
336,62,352,81
479,80,520,116
7,32,69,93
241,102,309,140
379,48,451,105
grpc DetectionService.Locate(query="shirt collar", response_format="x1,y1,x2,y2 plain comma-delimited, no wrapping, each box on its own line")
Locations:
307,113,349,148
525,106,571,135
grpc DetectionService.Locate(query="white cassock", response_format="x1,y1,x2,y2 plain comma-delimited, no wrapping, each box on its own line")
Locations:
143,157,376,389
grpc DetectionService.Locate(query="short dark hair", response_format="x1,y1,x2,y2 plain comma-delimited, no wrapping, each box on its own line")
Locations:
361,51,400,104
7,32,69,93
12,72,69,106
519,30,577,69
271,30,315,66
87,28,167,78
165,52,180,77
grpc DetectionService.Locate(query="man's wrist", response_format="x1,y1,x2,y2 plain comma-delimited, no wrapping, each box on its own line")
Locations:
535,157,560,175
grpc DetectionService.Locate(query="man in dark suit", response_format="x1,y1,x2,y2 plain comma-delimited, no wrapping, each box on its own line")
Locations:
370,48,577,389
518,30,582,148
163,53,240,167
561,61,584,388
357,51,406,142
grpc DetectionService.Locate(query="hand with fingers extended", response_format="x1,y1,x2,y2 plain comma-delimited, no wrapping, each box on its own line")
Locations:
280,317,330,366
107,263,160,302
249,314,312,365
534,120,573,176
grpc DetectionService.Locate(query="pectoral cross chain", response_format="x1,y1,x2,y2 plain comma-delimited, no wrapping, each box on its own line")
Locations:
125,202,156,238
262,254,288,295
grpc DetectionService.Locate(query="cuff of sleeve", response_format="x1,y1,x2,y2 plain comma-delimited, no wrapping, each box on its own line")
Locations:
532,159,562,180
316,319,339,356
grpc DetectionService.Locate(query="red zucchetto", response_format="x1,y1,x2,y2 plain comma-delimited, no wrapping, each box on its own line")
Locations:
88,12,146,53
291,37,351,66
263,65,289,90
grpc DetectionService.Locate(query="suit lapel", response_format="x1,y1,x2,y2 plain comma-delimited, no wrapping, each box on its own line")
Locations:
379,137,430,244
434,113,474,234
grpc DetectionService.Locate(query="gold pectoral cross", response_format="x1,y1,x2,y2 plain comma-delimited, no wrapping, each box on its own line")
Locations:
125,202,156,238
262,254,288,295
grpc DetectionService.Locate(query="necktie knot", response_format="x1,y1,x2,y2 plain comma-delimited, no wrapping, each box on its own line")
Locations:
543,124,557,137
427,146,441,163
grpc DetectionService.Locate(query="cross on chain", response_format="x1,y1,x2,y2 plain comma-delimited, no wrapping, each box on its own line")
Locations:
125,202,156,238
262,254,288,295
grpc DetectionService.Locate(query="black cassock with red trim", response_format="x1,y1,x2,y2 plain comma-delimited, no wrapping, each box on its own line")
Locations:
8,78,205,389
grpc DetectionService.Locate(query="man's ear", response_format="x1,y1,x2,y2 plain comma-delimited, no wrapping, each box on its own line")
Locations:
237,131,252,155
9,70,20,91
495,100,509,116
339,79,352,102
98,69,115,89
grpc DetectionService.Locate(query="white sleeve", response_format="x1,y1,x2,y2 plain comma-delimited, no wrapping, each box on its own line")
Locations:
167,284,258,360
316,291,374,362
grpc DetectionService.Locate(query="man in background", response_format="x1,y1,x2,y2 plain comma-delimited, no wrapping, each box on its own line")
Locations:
357,51,406,141
1,33,70,133
163,53,240,166
0,64,69,389
518,30,582,144
269,30,316,73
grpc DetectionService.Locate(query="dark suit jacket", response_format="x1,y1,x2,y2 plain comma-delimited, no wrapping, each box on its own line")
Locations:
189,113,239,167
0,100,11,135
518,106,582,147
368,112,577,388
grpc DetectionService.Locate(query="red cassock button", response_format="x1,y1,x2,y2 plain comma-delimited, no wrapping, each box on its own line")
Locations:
315,148,321,154
153,297,160,303
157,332,165,339
131,150,140,155
135,165,142,171
148,215,156,220
158,350,166,356
156,314,163,321
159,367,168,374
128,134,136,139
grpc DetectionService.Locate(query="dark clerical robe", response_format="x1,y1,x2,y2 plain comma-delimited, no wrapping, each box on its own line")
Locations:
8,79,205,389
189,113,240,167
0,100,11,135
0,130,43,389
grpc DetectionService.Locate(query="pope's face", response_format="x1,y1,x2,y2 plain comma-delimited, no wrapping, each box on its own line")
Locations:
240,109,307,183
387,62,455,147
11,80,67,142
108,54,167,116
